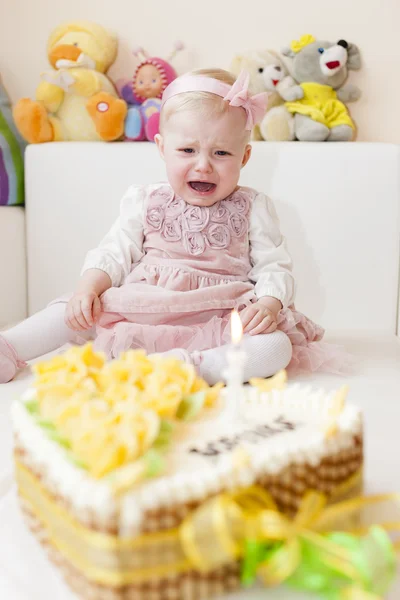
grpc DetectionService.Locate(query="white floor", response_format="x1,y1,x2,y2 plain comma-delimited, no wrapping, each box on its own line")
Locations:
1,332,400,599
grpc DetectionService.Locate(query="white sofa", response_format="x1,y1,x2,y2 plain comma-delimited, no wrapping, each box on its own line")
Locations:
1,142,400,600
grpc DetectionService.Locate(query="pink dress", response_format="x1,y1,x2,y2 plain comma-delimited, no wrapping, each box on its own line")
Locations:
84,184,343,374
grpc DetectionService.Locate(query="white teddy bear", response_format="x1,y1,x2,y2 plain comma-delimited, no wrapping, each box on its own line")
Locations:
230,50,295,141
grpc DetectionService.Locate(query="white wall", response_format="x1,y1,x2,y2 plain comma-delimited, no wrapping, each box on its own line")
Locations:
1,0,399,142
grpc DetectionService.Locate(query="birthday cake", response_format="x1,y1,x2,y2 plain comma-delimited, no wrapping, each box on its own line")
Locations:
12,344,363,600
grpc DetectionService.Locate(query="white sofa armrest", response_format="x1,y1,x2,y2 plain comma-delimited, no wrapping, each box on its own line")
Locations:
0,207,27,328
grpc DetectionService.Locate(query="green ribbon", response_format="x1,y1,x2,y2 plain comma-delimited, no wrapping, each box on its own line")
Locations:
241,526,396,599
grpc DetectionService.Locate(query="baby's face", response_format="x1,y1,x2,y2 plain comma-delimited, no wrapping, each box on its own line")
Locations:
155,107,251,207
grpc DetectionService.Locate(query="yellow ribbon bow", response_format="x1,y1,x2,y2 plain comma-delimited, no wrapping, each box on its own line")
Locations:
180,486,400,598
290,34,316,53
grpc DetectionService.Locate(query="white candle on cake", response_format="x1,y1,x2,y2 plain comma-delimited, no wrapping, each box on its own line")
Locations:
223,310,246,421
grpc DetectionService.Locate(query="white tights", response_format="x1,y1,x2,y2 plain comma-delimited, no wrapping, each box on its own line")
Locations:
2,303,292,384
195,331,292,385
2,303,94,361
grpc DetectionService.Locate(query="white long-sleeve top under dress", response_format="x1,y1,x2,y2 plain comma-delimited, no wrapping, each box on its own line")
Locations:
81,183,326,369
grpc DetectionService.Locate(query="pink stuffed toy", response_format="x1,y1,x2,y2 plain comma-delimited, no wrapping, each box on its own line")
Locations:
120,43,183,141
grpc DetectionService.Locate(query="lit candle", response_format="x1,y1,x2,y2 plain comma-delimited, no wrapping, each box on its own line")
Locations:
223,310,246,421
230,309,243,347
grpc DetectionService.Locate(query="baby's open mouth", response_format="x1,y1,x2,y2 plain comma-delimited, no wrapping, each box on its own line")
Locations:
188,181,216,194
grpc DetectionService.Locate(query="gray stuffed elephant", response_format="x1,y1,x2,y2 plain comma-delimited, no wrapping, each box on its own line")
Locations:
280,35,361,141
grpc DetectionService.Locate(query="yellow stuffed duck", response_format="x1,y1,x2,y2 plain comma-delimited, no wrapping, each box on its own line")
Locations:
13,21,127,143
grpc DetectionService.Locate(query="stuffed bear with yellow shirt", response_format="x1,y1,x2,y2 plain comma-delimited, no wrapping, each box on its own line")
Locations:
280,35,361,141
13,21,127,143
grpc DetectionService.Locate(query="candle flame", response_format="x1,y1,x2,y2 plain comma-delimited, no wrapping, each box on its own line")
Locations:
231,310,243,345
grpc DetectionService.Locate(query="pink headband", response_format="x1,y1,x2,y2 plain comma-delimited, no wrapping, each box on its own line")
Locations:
161,70,268,130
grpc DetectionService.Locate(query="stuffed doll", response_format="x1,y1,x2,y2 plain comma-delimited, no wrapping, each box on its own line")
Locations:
118,43,183,141
231,50,295,141
13,21,127,143
280,35,362,141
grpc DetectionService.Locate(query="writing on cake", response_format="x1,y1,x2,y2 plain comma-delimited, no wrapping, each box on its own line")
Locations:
188,415,301,458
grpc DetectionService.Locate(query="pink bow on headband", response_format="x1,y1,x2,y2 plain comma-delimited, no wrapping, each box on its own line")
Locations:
224,71,269,130
161,70,268,130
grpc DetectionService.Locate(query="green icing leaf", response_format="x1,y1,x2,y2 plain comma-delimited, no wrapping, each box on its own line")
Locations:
153,419,174,451
160,419,174,435
67,453,89,471
46,430,71,449
25,400,88,471
176,391,206,421
143,449,165,478
37,419,57,431
35,417,72,451
24,399,39,415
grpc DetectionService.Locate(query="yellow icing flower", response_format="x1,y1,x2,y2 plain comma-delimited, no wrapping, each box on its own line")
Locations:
204,382,224,407
30,343,223,479
190,378,208,393
99,349,153,390
74,432,131,479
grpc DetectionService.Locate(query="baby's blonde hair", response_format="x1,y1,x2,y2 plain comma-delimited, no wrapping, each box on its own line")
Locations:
160,68,249,138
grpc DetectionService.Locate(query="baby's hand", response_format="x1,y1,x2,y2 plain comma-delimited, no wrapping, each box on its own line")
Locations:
65,291,101,331
240,297,282,336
